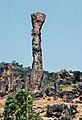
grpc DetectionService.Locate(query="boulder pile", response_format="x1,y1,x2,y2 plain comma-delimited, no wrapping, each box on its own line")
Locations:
46,104,78,120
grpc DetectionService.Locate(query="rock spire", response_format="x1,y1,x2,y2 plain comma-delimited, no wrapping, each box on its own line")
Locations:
30,12,46,90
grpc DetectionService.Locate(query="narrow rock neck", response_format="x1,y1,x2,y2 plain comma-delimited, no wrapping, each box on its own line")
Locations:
32,31,43,71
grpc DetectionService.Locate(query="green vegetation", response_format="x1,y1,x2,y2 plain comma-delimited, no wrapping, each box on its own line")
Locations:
3,89,41,120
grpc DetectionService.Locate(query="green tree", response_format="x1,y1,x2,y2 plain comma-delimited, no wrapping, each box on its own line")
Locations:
15,89,27,120
3,89,42,120
3,96,16,120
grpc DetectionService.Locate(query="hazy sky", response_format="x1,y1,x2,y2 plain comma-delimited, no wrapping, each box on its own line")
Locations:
0,0,82,72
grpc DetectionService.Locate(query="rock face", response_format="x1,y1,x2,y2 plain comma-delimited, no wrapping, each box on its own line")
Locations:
30,12,46,89
46,104,78,119
0,63,27,96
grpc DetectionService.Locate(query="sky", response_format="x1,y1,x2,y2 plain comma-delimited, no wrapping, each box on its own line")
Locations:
0,0,82,72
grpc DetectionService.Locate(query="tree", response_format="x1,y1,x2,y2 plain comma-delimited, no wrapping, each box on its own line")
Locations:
15,89,27,120
3,89,42,120
3,96,16,120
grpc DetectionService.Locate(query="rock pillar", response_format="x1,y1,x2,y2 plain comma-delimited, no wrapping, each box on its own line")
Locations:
31,12,46,90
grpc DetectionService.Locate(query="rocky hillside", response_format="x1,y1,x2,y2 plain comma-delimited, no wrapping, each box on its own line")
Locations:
0,62,82,119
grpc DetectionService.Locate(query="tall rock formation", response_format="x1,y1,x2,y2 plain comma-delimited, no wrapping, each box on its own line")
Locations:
30,12,46,90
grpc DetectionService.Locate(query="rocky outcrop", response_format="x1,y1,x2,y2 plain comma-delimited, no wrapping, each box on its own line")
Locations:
0,63,27,96
30,12,46,90
45,87,56,96
46,104,78,119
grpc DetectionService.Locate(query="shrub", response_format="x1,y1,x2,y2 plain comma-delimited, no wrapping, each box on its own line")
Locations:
3,89,42,120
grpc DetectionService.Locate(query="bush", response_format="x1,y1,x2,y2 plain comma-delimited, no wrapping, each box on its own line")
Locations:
3,89,42,120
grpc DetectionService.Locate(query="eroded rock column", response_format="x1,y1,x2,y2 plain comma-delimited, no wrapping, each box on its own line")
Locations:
31,12,46,90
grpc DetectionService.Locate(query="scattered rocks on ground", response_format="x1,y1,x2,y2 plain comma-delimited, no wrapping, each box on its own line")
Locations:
46,104,78,119
45,88,56,97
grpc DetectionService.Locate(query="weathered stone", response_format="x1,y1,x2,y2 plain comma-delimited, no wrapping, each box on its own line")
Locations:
30,12,46,90
46,104,77,119
45,88,56,96
69,105,78,116
46,104,68,118
0,80,6,93
60,91,75,102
